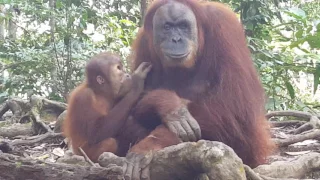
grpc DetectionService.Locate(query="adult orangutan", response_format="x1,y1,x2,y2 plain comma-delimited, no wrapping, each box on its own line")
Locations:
120,0,275,179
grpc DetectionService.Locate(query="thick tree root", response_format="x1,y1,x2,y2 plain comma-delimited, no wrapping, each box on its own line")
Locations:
0,152,123,180
10,132,63,146
99,140,246,180
274,129,320,147
288,116,320,134
1,141,247,180
0,95,67,135
270,120,305,128
1,140,319,179
266,110,319,120
0,123,33,138
254,152,320,179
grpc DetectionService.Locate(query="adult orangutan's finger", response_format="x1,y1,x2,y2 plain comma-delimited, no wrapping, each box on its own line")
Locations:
174,121,189,142
124,162,134,180
122,162,128,175
131,161,141,180
181,119,197,141
167,122,178,136
186,115,201,140
141,167,150,180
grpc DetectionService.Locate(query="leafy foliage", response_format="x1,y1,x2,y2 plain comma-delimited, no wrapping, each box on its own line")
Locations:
0,0,140,101
219,0,320,111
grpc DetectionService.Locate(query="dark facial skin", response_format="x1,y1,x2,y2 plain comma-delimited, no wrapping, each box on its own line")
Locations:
104,58,132,99
117,73,133,98
153,1,198,68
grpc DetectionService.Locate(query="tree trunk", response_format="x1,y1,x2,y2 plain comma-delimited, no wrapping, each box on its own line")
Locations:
49,0,59,97
0,5,5,40
8,7,17,40
140,0,148,26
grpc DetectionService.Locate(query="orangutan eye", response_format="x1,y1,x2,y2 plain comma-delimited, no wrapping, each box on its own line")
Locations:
179,22,188,30
164,23,171,30
117,65,121,70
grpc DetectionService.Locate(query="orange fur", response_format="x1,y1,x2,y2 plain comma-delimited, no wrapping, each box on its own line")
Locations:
126,0,275,168
134,89,189,118
64,0,276,168
130,125,180,153
63,53,143,162
63,83,117,162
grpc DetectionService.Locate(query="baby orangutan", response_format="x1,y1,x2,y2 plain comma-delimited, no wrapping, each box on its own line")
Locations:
63,52,152,162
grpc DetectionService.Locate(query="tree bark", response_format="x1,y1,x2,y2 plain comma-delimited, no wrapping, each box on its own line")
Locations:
0,141,246,180
8,7,17,40
0,153,123,180
99,140,246,180
140,0,148,26
0,5,5,40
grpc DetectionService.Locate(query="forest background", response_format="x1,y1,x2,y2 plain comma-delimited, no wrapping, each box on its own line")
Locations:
0,0,319,113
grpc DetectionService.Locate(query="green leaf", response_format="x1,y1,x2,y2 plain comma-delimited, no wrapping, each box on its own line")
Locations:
79,18,87,29
284,7,306,20
306,26,313,33
71,0,81,6
285,80,295,99
246,22,254,31
295,30,303,38
316,22,320,32
289,38,307,48
56,0,63,9
306,33,320,49
300,48,310,53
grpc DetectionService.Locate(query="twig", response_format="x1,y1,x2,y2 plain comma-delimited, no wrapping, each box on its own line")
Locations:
0,61,37,73
244,165,263,180
11,20,31,35
79,147,98,167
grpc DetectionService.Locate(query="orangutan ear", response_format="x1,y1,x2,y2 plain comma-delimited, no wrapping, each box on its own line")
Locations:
96,75,105,85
